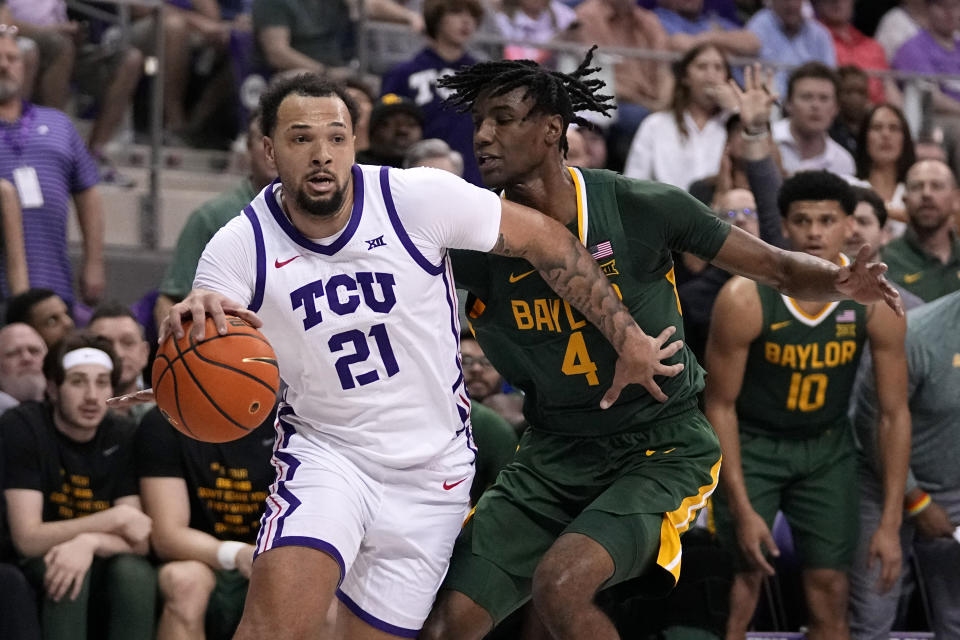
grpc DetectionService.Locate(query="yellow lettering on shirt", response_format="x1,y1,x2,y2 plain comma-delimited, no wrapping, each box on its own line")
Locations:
533,299,556,332
764,341,858,369
512,300,534,329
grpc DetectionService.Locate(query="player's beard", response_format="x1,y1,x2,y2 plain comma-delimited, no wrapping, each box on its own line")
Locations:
295,180,348,218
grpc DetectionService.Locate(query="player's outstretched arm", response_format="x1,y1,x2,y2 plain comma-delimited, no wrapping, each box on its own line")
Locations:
865,303,910,592
711,227,904,316
495,200,684,407
704,277,779,575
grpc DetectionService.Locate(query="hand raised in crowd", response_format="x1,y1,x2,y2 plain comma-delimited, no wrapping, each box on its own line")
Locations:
913,500,955,540
43,534,96,602
601,325,684,408
734,507,780,576
867,523,903,593
728,63,778,133
835,245,904,316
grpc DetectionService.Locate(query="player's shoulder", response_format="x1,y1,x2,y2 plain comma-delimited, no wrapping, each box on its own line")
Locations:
717,275,761,312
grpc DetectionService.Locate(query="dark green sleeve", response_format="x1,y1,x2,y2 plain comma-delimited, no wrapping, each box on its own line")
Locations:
159,205,220,299
616,176,731,261
451,249,491,300
469,403,517,504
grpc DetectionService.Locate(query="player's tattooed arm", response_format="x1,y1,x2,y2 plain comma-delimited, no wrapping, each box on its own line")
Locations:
494,200,685,406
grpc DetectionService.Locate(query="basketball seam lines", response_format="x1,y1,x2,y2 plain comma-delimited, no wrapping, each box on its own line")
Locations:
187,339,278,394
172,331,254,434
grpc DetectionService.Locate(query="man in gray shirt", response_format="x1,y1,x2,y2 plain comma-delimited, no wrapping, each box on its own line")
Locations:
850,289,960,640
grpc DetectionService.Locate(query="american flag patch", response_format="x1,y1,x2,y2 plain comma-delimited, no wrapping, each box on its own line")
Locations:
835,309,855,323
589,240,613,261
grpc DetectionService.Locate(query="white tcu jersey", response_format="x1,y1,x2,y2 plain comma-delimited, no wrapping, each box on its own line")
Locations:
194,165,502,468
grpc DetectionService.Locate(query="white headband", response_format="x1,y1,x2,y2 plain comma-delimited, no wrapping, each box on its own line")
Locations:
62,348,113,373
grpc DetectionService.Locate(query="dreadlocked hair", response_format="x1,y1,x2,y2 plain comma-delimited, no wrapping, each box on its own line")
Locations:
437,46,614,157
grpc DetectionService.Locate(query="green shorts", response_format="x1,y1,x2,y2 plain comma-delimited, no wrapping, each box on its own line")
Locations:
710,426,859,571
443,408,722,624
205,569,249,640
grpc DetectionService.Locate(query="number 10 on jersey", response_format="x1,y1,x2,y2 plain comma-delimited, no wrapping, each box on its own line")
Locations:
329,323,399,390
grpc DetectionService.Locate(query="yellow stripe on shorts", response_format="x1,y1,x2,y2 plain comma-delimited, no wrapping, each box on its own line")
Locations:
655,456,722,583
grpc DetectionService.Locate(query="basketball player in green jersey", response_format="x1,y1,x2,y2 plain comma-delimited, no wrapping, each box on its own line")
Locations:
706,170,909,640
421,55,903,640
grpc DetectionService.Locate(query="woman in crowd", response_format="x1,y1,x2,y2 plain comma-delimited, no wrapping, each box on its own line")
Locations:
623,43,735,189
855,103,916,235
494,0,577,62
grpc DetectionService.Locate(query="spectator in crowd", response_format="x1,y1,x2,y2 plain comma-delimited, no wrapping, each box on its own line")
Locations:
706,169,909,640
891,0,960,118
881,159,960,301
829,65,871,157
5,2,143,176
0,30,105,309
344,78,375,154
914,129,950,163
461,330,525,432
5,289,74,348
847,187,891,262
0,322,46,413
0,178,30,296
564,125,590,167
0,429,42,640
773,62,856,176
654,0,761,57
380,0,485,185
252,0,422,78
687,113,776,208
854,103,916,230
875,0,927,60
403,138,464,176
814,0,899,107
568,0,672,169
577,122,608,169
87,304,151,423
850,289,960,640
136,405,275,640
154,110,275,327
623,43,735,189
493,0,577,62
747,0,836,97
355,94,425,167
458,333,518,504
2,334,156,640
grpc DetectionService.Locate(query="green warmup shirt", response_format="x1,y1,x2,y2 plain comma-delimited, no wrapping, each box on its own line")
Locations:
251,0,352,68
881,228,960,302
454,168,731,436
160,180,256,299
737,274,868,439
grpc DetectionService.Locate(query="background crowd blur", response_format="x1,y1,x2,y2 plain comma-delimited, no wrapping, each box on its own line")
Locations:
0,0,959,638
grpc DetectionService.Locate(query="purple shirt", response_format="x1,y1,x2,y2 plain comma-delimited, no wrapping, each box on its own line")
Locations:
892,29,960,103
0,103,100,305
380,48,483,186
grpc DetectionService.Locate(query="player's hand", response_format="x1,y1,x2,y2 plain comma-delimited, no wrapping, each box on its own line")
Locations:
729,63,777,133
160,288,263,344
236,544,255,579
734,508,780,576
867,522,902,593
43,534,95,602
601,325,684,408
110,504,153,547
835,245,904,317
107,388,155,409
913,500,954,540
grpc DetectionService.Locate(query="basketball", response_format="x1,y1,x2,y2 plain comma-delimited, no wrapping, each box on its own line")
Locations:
152,316,280,443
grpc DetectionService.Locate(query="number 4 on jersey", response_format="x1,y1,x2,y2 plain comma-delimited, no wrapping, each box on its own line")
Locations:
562,331,599,386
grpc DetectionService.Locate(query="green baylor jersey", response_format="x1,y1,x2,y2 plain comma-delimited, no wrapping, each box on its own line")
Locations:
453,168,730,436
737,275,867,439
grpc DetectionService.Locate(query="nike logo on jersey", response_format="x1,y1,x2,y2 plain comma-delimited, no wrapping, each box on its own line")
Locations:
903,272,923,284
103,444,120,457
509,269,536,283
770,320,791,331
443,478,468,490
275,255,301,268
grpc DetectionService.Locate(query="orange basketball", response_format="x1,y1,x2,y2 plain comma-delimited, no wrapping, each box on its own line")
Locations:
152,316,280,443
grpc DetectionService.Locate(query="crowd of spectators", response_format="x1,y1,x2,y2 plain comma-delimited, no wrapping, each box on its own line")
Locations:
1,0,960,638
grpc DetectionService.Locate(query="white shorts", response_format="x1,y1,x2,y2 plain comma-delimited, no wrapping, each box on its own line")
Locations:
255,413,475,636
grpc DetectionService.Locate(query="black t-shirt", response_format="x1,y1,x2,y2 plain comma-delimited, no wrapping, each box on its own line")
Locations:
1,401,138,523
0,433,15,562
136,407,276,544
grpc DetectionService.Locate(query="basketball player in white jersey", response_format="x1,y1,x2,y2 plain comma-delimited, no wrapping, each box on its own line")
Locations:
112,73,686,640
